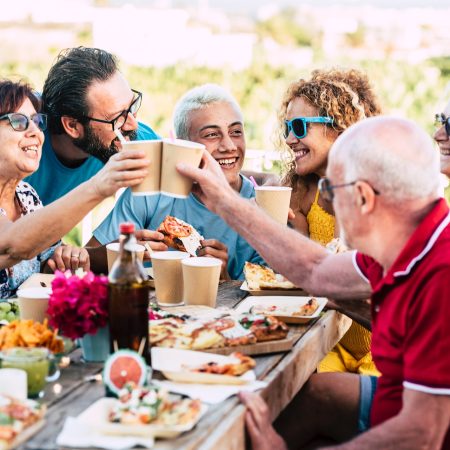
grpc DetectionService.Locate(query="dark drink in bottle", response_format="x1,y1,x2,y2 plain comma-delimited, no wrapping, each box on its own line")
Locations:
108,222,151,365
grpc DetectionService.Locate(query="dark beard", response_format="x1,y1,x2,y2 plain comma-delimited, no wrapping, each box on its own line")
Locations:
73,125,138,163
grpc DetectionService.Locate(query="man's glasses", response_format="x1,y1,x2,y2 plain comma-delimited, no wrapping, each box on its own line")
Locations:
0,113,47,132
318,177,381,203
435,113,450,137
82,89,142,131
284,116,333,139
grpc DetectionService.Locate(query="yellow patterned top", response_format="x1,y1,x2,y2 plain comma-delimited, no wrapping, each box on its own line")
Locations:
306,189,335,245
306,188,378,375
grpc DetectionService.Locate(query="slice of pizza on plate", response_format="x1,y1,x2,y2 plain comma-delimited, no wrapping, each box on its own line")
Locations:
244,262,297,290
157,216,203,256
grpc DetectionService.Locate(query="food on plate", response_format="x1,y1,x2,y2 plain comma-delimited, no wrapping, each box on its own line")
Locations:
325,238,348,254
183,352,256,376
0,301,19,324
251,297,321,317
244,262,298,290
109,382,201,427
0,395,45,449
149,309,289,351
103,350,148,396
0,319,63,353
157,216,203,256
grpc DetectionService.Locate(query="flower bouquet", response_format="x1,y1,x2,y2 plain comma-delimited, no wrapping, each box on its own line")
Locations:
47,270,110,362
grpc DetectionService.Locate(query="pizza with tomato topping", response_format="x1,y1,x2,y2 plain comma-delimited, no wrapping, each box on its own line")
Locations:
183,352,256,376
157,216,203,256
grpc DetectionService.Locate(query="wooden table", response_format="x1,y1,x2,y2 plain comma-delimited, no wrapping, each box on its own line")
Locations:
19,282,351,450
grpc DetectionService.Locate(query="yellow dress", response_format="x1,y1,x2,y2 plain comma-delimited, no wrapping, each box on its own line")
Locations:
306,189,380,376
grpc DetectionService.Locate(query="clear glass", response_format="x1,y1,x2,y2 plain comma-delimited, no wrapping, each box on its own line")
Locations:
0,347,50,398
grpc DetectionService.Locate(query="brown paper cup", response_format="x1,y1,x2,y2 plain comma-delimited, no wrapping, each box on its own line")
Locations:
121,140,162,196
181,257,221,307
255,186,292,225
106,242,146,273
16,287,51,323
160,139,204,198
151,251,190,306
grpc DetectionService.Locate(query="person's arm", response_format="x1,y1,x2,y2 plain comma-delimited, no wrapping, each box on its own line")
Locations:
330,389,450,450
177,151,370,299
0,149,149,270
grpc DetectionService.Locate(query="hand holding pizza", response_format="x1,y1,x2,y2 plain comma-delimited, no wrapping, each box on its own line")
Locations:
197,239,230,280
135,229,168,258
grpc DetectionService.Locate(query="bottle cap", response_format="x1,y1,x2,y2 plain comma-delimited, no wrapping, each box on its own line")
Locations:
119,222,135,234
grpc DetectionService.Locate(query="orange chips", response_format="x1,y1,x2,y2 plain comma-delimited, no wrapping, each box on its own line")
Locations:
0,319,64,353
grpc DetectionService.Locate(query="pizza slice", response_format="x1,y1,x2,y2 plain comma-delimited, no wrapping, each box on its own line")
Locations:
183,352,256,376
292,298,320,316
239,314,289,342
244,262,297,290
157,216,203,256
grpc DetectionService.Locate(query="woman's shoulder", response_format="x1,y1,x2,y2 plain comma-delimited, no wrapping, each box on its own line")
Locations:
16,181,43,213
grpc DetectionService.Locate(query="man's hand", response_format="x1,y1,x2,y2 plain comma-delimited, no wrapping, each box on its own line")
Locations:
239,392,287,450
177,151,236,214
135,229,168,259
197,239,230,280
90,149,150,199
47,245,90,272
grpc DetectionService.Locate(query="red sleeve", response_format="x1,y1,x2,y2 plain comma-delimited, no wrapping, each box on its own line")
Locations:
404,266,450,392
355,252,383,288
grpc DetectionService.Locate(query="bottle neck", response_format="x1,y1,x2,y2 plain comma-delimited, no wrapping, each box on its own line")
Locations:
119,231,137,263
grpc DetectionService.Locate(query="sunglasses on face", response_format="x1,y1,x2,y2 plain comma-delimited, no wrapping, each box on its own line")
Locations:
435,113,450,137
0,113,47,132
82,89,142,131
283,116,333,139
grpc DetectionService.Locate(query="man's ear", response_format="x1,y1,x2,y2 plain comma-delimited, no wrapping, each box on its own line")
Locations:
356,182,375,214
60,116,83,139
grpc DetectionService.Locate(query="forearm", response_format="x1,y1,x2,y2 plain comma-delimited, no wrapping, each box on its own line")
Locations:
0,181,104,265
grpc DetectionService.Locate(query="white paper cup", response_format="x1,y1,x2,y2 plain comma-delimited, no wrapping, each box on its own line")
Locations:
255,186,292,225
123,140,163,196
151,251,191,306
106,242,146,273
160,138,204,198
16,287,51,323
181,257,222,307
0,368,27,400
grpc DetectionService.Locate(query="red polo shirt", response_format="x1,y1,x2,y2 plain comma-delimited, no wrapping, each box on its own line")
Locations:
354,198,450,448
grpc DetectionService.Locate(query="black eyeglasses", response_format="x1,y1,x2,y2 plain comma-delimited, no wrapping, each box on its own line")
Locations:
283,116,333,139
435,113,450,137
0,113,47,132
81,89,142,131
318,177,381,202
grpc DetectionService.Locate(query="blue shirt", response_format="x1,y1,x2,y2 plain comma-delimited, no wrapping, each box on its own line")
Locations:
25,122,159,205
93,176,264,280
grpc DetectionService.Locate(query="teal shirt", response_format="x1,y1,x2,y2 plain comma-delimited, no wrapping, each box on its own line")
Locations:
93,176,264,280
25,122,159,205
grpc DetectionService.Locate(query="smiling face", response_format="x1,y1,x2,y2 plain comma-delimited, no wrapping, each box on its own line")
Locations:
285,97,339,178
74,71,139,162
434,100,450,177
187,101,245,191
0,98,44,180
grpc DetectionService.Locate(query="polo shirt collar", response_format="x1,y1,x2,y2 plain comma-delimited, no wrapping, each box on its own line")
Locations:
386,198,450,281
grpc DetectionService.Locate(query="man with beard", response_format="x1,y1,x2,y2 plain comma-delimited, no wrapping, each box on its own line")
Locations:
25,47,158,205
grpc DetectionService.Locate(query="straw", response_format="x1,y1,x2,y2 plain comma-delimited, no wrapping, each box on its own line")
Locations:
114,129,127,145
137,337,146,356
113,340,119,352
143,242,154,258
169,129,175,142
249,176,259,188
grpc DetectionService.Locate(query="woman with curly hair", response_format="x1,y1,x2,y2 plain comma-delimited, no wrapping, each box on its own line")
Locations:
278,68,382,375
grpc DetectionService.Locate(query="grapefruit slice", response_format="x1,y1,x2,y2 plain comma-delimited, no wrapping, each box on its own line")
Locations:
103,350,148,396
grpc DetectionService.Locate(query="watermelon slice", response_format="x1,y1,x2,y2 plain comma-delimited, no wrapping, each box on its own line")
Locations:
103,350,148,396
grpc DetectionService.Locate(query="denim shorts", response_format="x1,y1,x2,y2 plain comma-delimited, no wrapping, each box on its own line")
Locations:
358,375,377,432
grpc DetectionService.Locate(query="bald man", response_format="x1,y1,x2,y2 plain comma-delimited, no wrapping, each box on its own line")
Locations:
177,116,450,449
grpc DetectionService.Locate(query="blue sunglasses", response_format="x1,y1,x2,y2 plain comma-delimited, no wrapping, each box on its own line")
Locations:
284,116,333,139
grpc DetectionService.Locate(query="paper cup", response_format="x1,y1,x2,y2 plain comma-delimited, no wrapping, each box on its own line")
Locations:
255,186,292,225
16,287,51,323
106,242,146,273
181,257,221,307
0,368,27,400
151,251,190,306
160,138,204,198
123,140,162,196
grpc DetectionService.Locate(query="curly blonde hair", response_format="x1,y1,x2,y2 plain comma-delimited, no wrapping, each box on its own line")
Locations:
277,68,382,200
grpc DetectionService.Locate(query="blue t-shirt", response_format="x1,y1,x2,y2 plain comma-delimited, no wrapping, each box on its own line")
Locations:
25,122,159,205
93,176,264,280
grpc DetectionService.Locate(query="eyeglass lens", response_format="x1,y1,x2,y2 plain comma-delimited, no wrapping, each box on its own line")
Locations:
436,114,450,136
114,93,142,130
9,113,46,131
284,119,307,139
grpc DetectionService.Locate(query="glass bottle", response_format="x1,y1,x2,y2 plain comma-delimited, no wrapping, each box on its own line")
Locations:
108,222,151,365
